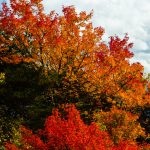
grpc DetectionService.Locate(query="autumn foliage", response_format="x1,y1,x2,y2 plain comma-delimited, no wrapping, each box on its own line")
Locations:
5,104,145,150
94,106,145,144
0,0,149,107
0,0,150,149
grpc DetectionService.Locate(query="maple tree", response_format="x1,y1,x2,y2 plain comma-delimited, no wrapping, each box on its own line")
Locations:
0,0,149,108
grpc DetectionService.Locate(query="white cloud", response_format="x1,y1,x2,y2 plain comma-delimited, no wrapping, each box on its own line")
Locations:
133,39,149,51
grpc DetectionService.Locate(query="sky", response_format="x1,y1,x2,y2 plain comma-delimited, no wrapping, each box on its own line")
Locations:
1,0,150,73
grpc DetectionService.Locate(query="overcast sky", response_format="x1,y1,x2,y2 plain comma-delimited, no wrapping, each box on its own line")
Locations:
1,0,150,73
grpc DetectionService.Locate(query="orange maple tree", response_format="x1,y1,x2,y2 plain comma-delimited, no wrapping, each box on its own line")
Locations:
0,0,149,107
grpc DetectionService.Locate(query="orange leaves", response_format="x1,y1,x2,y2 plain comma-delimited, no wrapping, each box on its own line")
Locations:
0,1,147,108
94,106,145,144
31,0,42,4
87,34,147,108
62,6,78,24
94,27,104,40
1,1,104,90
79,11,88,20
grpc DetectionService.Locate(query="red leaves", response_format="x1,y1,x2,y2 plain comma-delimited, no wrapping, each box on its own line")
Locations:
113,140,138,150
5,104,113,150
5,104,150,149
20,126,47,150
92,34,148,108
62,6,78,23
109,35,134,59
42,104,113,149
5,142,19,150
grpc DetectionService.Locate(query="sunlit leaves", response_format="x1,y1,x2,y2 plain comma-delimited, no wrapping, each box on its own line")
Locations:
94,106,145,144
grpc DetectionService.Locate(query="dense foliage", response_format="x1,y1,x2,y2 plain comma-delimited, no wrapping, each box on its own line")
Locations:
4,105,150,149
0,0,150,149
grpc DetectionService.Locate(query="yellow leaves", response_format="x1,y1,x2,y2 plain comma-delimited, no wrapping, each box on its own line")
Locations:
94,107,145,144
109,56,116,67
0,72,5,83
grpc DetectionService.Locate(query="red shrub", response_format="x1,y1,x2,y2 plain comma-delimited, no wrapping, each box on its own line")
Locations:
5,104,113,149
42,104,113,149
